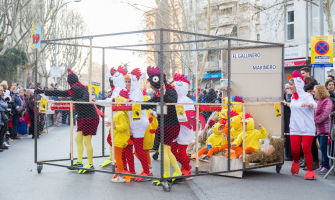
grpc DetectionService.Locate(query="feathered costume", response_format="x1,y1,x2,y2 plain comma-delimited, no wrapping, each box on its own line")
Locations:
141,66,184,184
38,68,99,174
125,68,151,180
171,73,205,174
287,70,317,180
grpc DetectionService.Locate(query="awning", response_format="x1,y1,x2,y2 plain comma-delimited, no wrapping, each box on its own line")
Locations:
203,72,222,79
284,59,306,67
216,25,234,36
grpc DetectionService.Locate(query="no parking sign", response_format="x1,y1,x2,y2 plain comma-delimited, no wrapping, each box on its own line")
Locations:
311,35,333,68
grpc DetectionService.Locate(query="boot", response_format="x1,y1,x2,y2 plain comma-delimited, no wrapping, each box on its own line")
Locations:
304,171,317,180
291,161,300,175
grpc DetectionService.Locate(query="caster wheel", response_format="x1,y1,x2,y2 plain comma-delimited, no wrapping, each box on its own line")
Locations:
276,165,282,174
162,181,172,192
152,152,159,160
37,164,43,174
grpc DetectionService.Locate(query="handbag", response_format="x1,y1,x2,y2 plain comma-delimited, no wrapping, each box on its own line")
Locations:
1,111,8,123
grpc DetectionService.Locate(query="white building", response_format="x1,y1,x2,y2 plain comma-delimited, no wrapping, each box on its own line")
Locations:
183,0,335,86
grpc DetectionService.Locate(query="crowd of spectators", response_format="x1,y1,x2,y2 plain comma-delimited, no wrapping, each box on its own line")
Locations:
0,81,75,153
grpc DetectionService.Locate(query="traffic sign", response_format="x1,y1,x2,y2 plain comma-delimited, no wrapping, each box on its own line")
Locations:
311,35,333,68
315,41,329,55
30,24,41,49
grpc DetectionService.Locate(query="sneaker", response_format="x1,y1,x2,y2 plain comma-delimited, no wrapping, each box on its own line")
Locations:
314,166,322,173
17,134,22,137
4,142,10,147
199,156,210,163
317,167,329,175
8,138,13,142
41,130,46,134
182,169,193,180
111,176,126,183
27,135,33,138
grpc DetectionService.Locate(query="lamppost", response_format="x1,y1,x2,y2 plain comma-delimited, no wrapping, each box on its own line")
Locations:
54,0,81,83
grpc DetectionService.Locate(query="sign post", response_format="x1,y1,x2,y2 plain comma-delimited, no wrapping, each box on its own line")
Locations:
311,35,333,84
30,24,41,49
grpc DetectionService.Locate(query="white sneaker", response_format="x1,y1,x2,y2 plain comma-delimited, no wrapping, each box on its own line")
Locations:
4,142,10,147
28,135,33,138
111,176,126,183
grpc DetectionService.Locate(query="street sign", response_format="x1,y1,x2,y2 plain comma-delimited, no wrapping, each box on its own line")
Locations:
311,35,333,68
30,24,41,49
50,67,62,77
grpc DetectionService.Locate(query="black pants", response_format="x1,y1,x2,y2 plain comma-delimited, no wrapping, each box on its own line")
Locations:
0,123,7,148
11,114,20,138
284,135,292,159
29,116,34,136
311,136,319,162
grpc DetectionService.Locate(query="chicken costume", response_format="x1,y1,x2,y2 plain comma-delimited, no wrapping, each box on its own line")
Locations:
110,92,132,183
196,120,228,161
37,68,99,174
140,66,183,185
230,114,268,158
287,70,317,180
124,68,151,180
98,66,130,169
171,73,205,175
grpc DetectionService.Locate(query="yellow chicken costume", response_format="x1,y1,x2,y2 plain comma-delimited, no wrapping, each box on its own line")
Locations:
230,113,268,158
110,92,132,183
192,120,228,162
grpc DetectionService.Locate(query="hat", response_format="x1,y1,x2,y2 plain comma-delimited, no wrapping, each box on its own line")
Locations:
37,83,41,86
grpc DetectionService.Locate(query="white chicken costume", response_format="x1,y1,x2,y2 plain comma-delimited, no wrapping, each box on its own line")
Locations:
125,68,151,180
287,70,317,180
171,73,205,175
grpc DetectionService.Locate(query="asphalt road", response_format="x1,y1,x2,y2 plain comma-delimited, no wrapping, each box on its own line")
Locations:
1,112,334,200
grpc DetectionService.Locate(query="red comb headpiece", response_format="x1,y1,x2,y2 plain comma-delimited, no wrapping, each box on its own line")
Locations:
230,110,239,118
208,119,215,128
67,68,73,75
117,66,128,76
147,66,161,77
244,113,253,119
292,70,305,84
131,68,142,80
234,96,244,103
119,89,129,99
110,67,117,76
173,73,190,85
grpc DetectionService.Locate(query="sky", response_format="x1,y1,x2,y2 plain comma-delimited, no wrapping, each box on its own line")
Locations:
67,0,156,74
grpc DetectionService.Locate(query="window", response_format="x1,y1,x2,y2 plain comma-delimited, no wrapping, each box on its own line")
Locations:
219,7,233,16
225,26,237,37
257,34,260,41
286,6,294,40
207,50,220,62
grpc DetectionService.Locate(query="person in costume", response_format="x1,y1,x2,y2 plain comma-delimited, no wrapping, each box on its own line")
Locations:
97,66,130,169
194,119,227,162
105,91,131,183
37,68,100,174
228,113,268,158
220,110,243,141
134,66,183,185
171,73,205,176
124,68,151,181
284,70,317,180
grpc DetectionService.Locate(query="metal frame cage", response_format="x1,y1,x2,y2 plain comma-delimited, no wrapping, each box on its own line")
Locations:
33,28,285,191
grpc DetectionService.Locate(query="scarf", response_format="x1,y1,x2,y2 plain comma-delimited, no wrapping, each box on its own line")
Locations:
19,95,26,107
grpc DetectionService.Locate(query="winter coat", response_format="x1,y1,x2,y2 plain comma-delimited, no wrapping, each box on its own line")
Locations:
315,97,334,135
0,97,8,126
